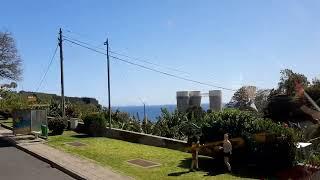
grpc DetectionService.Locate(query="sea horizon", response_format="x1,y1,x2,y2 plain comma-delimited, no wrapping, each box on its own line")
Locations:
112,104,212,122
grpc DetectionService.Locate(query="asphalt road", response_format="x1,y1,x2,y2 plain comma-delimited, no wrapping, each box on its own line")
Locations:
0,138,74,180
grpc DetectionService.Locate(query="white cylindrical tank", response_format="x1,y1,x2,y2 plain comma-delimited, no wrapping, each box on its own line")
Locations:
176,91,189,112
209,90,222,111
189,91,202,108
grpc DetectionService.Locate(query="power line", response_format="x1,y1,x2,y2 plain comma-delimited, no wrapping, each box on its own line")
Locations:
64,38,236,91
109,50,190,75
35,44,59,92
64,29,104,48
62,35,104,50
110,56,235,91
63,35,204,77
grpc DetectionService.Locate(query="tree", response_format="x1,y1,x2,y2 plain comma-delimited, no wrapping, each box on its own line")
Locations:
0,82,17,89
278,69,309,96
0,32,22,80
230,86,257,110
0,89,28,117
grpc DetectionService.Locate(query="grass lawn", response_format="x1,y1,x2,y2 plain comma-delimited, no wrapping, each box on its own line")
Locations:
48,131,257,180
0,118,13,128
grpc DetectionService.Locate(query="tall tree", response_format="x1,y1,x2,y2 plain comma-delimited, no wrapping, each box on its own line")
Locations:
231,86,257,110
0,31,22,81
278,69,309,96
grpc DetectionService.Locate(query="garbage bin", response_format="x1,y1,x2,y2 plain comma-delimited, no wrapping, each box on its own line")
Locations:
41,124,48,138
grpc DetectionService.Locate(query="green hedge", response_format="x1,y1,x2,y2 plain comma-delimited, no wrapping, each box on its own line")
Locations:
83,113,107,136
48,117,67,135
200,109,298,173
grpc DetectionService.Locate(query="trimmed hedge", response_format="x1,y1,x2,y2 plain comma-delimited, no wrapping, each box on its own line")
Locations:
200,109,299,173
48,117,67,135
83,113,107,136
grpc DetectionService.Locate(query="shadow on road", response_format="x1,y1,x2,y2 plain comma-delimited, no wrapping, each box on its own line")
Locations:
0,138,12,148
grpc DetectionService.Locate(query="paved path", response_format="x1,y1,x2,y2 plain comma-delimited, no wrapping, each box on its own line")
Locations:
0,127,132,180
0,138,74,180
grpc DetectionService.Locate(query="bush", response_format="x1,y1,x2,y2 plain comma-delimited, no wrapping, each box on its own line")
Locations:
48,117,67,135
110,110,141,132
83,113,107,136
153,108,186,140
200,109,298,173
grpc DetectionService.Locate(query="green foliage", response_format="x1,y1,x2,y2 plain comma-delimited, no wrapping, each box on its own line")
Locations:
231,86,252,109
200,109,298,172
65,102,80,118
48,101,61,117
83,113,107,136
48,117,67,135
201,109,257,142
111,110,141,132
48,101,99,119
141,118,153,134
185,106,205,121
74,103,99,119
306,154,320,166
0,89,28,117
153,108,186,140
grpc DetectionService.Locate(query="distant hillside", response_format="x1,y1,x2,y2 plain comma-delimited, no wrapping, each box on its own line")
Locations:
19,91,99,106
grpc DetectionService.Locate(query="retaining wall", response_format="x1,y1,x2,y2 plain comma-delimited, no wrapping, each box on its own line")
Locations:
76,122,188,151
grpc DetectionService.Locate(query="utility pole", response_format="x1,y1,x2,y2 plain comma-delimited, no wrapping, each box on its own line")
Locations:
143,103,146,123
139,98,147,125
104,39,111,129
58,28,65,118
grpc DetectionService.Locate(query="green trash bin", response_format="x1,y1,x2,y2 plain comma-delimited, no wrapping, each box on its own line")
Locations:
41,124,48,138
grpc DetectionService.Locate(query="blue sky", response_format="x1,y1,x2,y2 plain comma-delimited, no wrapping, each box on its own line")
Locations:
1,0,320,106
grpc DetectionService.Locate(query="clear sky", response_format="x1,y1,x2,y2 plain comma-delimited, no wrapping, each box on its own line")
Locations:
1,0,320,106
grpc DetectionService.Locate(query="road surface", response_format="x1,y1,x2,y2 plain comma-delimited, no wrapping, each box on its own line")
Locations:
0,138,74,180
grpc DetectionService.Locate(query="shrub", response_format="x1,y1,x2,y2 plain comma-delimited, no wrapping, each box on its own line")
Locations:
48,117,67,135
83,113,107,136
110,110,141,132
153,108,186,140
200,109,299,173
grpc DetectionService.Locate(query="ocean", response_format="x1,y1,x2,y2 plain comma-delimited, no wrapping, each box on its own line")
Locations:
112,104,210,122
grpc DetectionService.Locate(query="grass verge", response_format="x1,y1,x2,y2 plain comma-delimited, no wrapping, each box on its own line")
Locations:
48,131,256,180
0,118,13,128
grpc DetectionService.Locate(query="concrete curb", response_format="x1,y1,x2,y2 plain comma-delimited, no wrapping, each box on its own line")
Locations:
1,123,13,130
0,127,86,180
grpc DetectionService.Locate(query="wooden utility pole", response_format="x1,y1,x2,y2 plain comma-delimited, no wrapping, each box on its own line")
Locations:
104,39,111,129
58,28,65,117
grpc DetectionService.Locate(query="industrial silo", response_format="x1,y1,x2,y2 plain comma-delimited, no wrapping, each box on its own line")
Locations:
189,91,202,108
176,91,189,112
209,90,222,111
